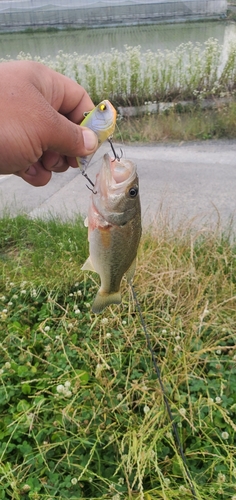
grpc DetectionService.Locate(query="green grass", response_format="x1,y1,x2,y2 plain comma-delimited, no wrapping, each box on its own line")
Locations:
115,102,236,143
0,214,236,499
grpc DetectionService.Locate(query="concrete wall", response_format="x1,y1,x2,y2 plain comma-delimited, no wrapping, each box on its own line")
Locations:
0,1,228,32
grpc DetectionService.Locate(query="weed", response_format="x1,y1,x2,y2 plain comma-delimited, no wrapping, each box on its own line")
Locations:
0,215,236,498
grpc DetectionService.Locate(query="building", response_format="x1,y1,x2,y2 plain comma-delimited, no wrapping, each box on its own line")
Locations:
0,0,228,32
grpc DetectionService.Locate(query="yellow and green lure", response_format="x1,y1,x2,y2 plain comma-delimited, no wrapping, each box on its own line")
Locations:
76,99,117,173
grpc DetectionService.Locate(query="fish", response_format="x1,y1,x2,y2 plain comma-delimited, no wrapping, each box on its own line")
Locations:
82,153,142,314
76,100,117,173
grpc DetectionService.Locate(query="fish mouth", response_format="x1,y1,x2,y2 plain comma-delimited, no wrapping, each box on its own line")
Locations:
101,153,136,187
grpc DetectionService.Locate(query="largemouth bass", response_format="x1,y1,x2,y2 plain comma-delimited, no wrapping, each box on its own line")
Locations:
77,100,116,173
82,153,142,314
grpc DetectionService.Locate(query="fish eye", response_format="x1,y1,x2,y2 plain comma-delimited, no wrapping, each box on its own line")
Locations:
99,103,106,111
129,186,138,198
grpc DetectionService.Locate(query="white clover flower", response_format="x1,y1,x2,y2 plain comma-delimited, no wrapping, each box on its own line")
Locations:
44,326,50,332
179,485,187,494
179,407,186,417
1,295,6,301
74,282,79,287
164,477,171,486
122,320,127,325
74,309,81,314
12,294,18,300
217,472,226,483
162,329,167,334
65,390,72,398
20,290,26,295
31,289,37,298
216,349,221,355
56,384,65,394
175,335,181,341
9,282,15,287
20,281,27,288
64,380,71,388
7,301,13,306
112,495,120,500
69,293,73,297
106,332,111,338
215,396,222,404
221,431,229,440
144,405,150,414
4,362,11,369
67,323,73,328
174,345,181,352
0,369,4,375
117,393,123,401
2,309,8,314
118,477,124,485
71,477,77,485
76,290,82,296
85,302,90,308
101,318,108,325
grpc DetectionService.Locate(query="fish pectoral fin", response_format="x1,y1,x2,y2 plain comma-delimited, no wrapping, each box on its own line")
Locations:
125,257,136,283
92,290,122,314
81,256,96,272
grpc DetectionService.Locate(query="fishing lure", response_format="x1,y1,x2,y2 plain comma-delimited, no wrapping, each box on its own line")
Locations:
76,99,117,174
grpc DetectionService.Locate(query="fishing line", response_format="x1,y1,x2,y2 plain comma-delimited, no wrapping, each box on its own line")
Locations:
130,283,198,500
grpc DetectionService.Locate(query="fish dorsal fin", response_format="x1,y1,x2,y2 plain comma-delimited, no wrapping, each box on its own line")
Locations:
125,257,136,283
92,290,122,314
81,255,95,272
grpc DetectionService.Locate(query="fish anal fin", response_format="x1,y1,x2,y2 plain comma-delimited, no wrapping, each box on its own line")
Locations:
92,290,122,314
81,255,95,272
125,257,136,283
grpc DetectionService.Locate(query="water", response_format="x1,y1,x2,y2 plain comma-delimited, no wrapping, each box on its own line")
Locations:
0,21,234,60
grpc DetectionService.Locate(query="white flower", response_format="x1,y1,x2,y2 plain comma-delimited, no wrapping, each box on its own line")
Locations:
101,318,108,325
4,362,11,369
12,294,18,299
217,472,226,483
2,309,7,314
162,329,167,334
64,380,71,388
56,384,65,394
216,349,221,355
20,290,26,295
7,301,13,306
44,326,50,332
65,390,72,398
215,396,222,404
117,393,123,401
106,332,111,338
9,282,15,287
0,296,6,301
122,320,127,325
71,477,77,485
74,309,81,314
144,405,150,414
179,407,186,417
221,431,229,440
0,369,4,375
164,477,171,486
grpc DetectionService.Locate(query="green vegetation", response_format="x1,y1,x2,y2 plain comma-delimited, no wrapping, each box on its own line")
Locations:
0,215,236,499
114,102,236,143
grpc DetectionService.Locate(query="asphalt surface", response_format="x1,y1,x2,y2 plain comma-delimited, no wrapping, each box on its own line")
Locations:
1,139,236,232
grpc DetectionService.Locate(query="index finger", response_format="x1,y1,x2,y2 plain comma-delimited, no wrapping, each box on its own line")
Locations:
34,63,95,124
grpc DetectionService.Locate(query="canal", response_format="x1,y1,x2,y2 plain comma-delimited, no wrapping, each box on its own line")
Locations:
0,21,235,60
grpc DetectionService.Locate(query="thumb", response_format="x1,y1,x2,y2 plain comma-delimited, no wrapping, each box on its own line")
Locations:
41,108,98,157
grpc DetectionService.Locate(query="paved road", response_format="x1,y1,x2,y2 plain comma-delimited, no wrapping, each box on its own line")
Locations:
1,139,236,232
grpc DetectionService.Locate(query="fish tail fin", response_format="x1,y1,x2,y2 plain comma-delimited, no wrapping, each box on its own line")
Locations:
92,290,122,314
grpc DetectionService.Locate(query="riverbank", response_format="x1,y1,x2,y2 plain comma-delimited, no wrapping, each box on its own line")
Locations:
115,101,236,143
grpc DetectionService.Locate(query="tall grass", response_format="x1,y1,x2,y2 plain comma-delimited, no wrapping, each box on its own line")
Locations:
0,215,236,499
5,38,236,106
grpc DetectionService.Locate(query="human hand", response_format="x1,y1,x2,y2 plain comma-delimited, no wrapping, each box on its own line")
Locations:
0,60,98,186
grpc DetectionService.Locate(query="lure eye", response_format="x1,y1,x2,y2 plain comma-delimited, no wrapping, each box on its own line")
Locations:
129,186,138,198
99,103,106,111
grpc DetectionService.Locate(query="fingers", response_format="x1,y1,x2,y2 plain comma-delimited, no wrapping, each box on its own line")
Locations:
15,162,52,187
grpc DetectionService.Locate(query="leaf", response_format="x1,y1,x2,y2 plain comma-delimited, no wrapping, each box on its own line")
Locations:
21,383,31,395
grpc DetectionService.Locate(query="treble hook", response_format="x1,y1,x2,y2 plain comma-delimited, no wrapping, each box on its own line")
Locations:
108,137,123,162
82,171,97,194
